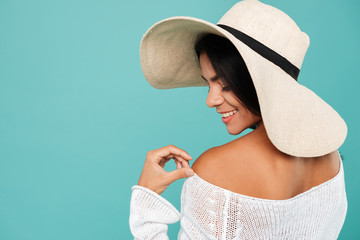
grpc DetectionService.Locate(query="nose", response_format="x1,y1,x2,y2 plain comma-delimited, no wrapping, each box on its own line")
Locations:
206,86,224,108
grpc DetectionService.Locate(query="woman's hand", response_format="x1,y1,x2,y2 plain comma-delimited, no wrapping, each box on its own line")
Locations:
137,145,195,195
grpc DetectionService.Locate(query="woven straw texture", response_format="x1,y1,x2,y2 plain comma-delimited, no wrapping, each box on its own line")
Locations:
139,0,347,157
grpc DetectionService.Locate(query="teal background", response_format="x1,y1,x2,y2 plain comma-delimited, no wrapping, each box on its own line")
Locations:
0,0,359,239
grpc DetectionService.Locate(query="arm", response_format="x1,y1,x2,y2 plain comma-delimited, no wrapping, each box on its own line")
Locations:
129,185,181,240
129,145,194,239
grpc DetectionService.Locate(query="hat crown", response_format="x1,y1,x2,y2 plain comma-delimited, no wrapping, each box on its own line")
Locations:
218,0,310,69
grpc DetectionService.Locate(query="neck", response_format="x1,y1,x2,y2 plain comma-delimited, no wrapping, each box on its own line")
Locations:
249,119,268,141
250,119,287,155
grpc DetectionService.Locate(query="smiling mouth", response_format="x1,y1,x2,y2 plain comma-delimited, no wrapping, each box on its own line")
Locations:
221,110,238,118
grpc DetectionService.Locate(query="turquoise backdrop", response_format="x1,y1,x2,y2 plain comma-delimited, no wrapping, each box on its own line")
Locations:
0,0,359,239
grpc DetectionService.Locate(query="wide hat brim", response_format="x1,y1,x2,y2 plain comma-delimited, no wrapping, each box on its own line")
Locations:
140,16,347,157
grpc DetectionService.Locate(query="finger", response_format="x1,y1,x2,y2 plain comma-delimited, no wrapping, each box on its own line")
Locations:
154,145,192,162
175,160,182,169
172,155,191,168
160,156,188,169
165,168,195,185
162,145,192,159
163,154,174,163
160,155,189,169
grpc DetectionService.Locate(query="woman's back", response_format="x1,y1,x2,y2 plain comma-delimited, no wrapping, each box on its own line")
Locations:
181,125,346,239
180,156,346,239
191,123,341,201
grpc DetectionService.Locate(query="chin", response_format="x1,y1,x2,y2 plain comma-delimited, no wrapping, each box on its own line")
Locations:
226,122,257,135
228,131,241,135
226,127,245,135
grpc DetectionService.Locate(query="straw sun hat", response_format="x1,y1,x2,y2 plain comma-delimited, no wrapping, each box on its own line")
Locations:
139,0,347,157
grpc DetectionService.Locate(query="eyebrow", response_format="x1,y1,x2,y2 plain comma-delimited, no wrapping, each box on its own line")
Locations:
201,75,220,82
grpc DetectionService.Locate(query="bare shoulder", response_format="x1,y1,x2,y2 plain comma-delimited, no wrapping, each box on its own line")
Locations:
190,136,342,200
309,150,342,182
191,146,226,180
191,139,252,188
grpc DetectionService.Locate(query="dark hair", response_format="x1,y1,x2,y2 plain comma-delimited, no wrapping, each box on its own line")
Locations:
195,34,261,119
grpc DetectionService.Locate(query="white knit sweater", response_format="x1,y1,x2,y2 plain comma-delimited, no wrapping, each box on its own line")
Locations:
129,155,347,239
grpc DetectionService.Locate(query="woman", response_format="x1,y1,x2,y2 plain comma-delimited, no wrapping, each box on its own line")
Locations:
130,0,347,239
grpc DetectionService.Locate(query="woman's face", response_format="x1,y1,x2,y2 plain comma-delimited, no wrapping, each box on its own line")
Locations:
199,52,262,135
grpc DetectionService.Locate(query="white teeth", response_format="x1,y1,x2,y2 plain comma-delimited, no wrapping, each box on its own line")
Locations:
221,110,238,118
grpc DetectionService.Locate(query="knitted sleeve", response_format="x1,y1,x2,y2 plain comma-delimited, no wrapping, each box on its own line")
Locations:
129,185,181,240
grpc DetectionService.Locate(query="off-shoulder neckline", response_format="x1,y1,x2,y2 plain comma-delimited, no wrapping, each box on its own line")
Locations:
189,151,343,203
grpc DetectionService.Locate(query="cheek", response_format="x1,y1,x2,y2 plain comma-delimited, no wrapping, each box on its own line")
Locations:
226,94,245,109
